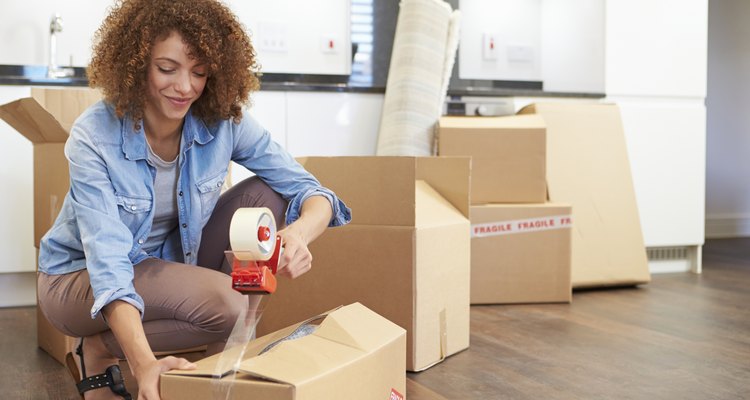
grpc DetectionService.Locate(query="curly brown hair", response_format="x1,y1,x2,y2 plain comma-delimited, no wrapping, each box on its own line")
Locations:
87,0,259,127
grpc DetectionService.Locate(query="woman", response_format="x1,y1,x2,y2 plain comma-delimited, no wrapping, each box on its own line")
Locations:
36,1,351,399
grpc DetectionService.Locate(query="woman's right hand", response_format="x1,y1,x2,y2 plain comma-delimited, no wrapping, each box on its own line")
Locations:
135,356,197,400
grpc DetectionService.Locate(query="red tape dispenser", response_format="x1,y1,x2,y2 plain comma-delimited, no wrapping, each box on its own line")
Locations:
227,207,283,295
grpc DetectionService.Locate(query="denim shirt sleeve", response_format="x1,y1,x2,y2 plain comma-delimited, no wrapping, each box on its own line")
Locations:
230,113,352,227
65,125,145,320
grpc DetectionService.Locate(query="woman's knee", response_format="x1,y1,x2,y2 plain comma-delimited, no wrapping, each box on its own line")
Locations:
224,176,288,227
190,285,247,336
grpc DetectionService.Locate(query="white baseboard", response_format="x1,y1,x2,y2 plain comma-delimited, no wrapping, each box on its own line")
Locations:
0,272,36,307
705,214,750,238
649,259,691,274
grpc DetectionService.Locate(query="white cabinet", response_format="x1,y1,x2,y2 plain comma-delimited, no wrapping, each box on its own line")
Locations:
605,0,708,98
605,0,708,272
0,86,35,273
231,91,384,185
286,92,383,157
615,99,706,247
540,0,604,94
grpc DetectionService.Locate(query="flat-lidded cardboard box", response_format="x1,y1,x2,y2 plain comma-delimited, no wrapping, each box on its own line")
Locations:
518,103,650,288
0,88,101,364
162,303,407,400
257,156,471,371
470,203,572,304
438,114,546,204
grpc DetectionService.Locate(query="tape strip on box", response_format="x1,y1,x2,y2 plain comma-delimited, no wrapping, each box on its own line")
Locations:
471,215,573,238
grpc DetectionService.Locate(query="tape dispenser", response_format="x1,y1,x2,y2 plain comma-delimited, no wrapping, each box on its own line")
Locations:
227,207,283,295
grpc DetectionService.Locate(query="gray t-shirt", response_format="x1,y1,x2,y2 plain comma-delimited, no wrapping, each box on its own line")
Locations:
142,141,180,254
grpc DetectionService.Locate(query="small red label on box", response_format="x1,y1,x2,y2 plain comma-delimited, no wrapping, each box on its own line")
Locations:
390,388,404,400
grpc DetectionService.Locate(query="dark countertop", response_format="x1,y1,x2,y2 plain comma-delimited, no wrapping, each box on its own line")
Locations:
0,64,604,98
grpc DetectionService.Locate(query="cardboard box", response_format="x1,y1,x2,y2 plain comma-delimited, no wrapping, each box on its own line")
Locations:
438,114,546,204
0,88,101,364
161,303,407,400
518,103,650,288
0,87,102,247
36,307,77,365
470,203,572,304
257,156,471,371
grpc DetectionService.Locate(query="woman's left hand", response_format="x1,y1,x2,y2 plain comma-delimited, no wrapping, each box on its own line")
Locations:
275,227,313,279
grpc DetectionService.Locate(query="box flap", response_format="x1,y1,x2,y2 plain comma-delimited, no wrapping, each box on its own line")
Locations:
0,88,101,144
166,303,404,387
415,180,468,228
31,88,102,133
296,156,471,225
297,156,418,226
166,306,341,378
0,98,69,143
415,156,470,218
518,102,650,287
237,303,404,385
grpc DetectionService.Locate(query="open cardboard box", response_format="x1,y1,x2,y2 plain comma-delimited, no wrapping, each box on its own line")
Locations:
0,88,102,364
518,103,650,287
0,88,102,247
256,156,471,371
161,302,406,400
438,114,546,204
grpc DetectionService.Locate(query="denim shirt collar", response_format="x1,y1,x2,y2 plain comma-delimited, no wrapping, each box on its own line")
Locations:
120,110,214,161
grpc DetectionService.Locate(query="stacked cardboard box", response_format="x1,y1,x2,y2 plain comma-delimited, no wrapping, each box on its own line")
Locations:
438,115,573,304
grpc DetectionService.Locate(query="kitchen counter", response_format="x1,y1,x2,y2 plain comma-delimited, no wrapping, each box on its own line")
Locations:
0,64,604,98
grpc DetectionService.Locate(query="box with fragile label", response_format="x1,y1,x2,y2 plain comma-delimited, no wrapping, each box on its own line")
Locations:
256,156,471,372
161,303,407,400
438,114,546,204
471,203,572,304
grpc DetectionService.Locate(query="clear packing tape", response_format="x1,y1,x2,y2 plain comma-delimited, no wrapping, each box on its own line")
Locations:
211,207,316,398
210,294,266,399
209,297,324,399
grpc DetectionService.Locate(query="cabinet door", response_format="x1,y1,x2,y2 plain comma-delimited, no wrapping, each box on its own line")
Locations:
286,92,383,157
0,86,35,272
615,99,706,247
605,0,708,98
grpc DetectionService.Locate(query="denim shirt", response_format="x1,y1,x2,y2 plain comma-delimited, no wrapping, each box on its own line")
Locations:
38,101,351,320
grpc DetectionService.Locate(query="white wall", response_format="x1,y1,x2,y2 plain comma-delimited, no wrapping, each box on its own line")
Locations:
0,0,351,75
225,0,351,75
705,0,750,238
0,0,110,66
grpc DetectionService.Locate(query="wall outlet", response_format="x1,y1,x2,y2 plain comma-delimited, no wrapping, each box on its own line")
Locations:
507,44,535,62
257,21,288,53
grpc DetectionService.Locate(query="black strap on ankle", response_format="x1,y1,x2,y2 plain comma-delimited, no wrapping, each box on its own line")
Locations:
75,364,132,400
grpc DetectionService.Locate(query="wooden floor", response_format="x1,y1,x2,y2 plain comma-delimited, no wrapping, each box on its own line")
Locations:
2,238,749,399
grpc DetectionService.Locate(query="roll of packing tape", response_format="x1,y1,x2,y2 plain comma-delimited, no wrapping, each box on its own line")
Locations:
229,207,277,261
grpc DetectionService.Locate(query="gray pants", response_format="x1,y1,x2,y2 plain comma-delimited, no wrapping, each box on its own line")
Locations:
37,177,287,359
